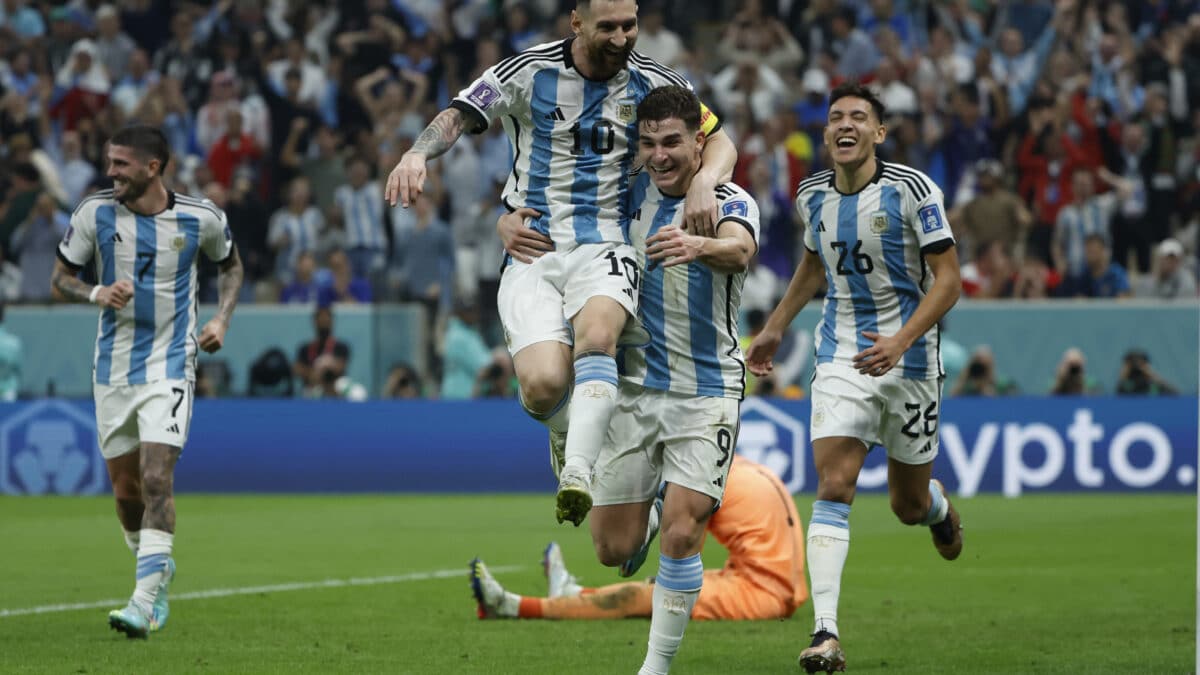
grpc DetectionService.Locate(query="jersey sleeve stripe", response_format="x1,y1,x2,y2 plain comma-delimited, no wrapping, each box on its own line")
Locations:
494,42,565,80
881,164,934,201
70,189,113,217
629,53,689,88
175,195,224,222
881,169,926,201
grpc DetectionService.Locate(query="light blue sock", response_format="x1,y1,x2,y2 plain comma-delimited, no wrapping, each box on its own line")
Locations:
920,481,949,526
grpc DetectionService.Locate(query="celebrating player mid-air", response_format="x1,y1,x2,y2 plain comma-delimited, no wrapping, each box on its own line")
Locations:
52,125,243,638
384,0,735,527
746,83,963,674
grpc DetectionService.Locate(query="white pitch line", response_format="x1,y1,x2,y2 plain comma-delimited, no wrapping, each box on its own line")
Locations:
0,565,523,619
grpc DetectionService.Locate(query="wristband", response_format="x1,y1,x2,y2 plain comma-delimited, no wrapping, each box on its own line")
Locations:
88,286,101,304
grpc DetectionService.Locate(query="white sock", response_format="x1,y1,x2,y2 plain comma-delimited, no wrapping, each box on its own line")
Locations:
123,530,140,556
131,529,173,614
498,591,521,617
808,500,851,638
560,353,617,478
639,553,703,675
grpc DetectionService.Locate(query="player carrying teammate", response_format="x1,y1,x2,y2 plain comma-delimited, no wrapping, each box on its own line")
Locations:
51,125,243,638
471,455,807,622
384,1,736,527
745,83,963,674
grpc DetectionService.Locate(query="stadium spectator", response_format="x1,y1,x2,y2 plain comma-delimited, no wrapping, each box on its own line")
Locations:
279,251,321,304
474,348,515,399
961,240,1015,299
320,248,372,305
267,38,326,108
268,176,323,285
1135,238,1196,300
0,302,20,400
1115,349,1178,396
294,305,350,391
93,4,136,83
0,162,43,255
470,455,807,621
1011,253,1060,299
224,169,272,287
304,352,367,401
828,6,877,80
10,192,67,302
333,155,386,279
206,108,262,189
949,159,1033,261
383,362,422,399
48,131,96,207
1052,167,1127,279
247,347,294,398
440,299,491,400
281,122,347,214
1058,233,1131,299
634,7,684,68
109,47,157,120
951,346,1018,397
1049,347,1102,395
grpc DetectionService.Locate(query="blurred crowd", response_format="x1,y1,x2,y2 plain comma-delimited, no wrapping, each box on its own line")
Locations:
0,0,1194,399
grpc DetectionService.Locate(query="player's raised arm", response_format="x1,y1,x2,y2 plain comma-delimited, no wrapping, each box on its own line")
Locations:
683,126,737,238
746,248,825,376
384,108,466,208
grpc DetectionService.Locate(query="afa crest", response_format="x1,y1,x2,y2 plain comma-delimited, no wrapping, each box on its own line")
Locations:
171,235,186,251
870,211,889,235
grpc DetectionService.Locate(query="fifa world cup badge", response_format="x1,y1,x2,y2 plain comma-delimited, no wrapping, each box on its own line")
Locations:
870,211,889,235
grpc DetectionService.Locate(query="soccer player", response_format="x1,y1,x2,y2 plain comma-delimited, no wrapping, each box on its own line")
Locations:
498,85,757,673
470,455,807,622
384,0,736,527
51,125,243,638
745,83,963,674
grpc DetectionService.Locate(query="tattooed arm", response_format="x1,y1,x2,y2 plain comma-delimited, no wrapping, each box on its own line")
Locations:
384,108,466,208
198,245,243,353
51,258,132,308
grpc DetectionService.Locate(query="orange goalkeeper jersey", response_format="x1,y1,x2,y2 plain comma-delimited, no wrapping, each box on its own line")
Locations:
706,455,808,613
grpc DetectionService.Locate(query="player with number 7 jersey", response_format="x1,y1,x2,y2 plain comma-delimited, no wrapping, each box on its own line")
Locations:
51,125,243,640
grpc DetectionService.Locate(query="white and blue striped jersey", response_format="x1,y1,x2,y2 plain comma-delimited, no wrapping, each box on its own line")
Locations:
267,206,322,274
622,175,760,399
798,161,955,380
58,190,233,386
335,182,386,251
450,38,718,252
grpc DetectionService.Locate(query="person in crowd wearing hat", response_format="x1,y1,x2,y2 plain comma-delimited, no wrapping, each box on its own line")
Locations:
1134,238,1196,300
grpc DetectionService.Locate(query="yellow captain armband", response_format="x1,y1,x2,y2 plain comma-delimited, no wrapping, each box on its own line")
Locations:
698,102,721,137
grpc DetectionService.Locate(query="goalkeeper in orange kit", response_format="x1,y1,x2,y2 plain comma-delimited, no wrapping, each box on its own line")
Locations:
470,455,807,621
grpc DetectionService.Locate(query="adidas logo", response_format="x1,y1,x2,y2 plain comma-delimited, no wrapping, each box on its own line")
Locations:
712,475,723,487
815,221,826,232
544,107,566,121
110,232,124,243
166,423,180,434
630,209,642,221
918,441,932,454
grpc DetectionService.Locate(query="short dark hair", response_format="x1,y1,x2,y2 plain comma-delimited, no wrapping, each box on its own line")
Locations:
109,125,170,173
635,85,702,132
829,81,886,124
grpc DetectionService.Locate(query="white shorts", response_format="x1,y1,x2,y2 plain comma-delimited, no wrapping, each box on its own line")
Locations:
592,382,739,506
94,379,194,459
809,362,942,465
498,241,639,356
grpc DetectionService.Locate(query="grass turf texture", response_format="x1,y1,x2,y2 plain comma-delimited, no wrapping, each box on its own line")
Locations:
0,493,1193,674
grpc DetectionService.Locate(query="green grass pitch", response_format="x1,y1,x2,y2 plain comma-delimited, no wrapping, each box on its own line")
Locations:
0,493,1193,674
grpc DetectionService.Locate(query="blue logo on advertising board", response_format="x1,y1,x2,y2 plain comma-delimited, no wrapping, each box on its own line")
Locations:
0,401,104,495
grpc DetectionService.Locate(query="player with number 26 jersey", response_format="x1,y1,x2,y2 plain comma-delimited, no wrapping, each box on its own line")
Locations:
796,160,954,381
